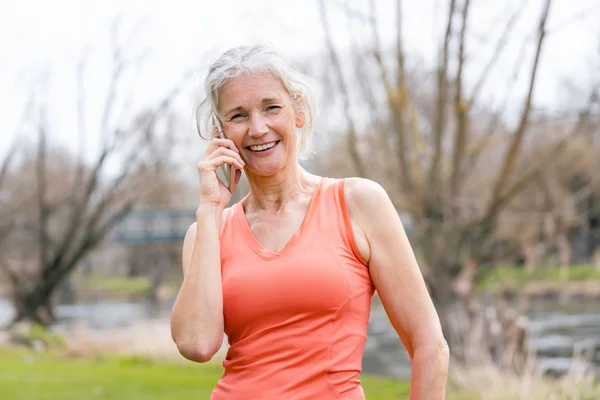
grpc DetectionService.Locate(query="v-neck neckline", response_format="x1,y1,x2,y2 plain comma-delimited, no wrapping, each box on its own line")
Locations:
234,178,325,261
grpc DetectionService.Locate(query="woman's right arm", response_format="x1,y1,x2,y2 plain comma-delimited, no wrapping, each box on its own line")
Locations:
170,205,225,363
170,127,244,363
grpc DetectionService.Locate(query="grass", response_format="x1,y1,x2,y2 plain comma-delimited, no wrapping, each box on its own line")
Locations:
79,276,151,295
450,361,600,400
73,276,180,301
0,346,413,399
3,345,598,400
476,264,600,292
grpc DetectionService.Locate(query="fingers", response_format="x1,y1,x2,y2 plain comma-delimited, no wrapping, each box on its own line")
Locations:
211,155,244,170
213,147,245,167
208,138,239,154
212,147,244,168
201,147,245,170
200,124,244,172
198,155,243,174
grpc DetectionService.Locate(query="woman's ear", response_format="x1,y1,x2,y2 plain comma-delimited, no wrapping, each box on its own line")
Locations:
293,94,305,128
295,111,306,129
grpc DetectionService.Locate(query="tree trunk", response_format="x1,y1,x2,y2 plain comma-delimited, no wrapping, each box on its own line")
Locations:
432,262,480,365
10,282,59,327
521,237,537,272
127,248,142,277
427,257,530,372
556,231,572,280
148,258,164,303
437,292,528,372
57,277,75,304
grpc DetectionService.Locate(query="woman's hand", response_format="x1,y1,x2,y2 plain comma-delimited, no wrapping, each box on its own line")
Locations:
197,126,244,209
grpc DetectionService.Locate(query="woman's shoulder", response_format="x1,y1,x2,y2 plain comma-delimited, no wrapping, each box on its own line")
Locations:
343,177,391,207
341,177,395,223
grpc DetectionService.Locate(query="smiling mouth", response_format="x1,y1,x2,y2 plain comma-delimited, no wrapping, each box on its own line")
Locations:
247,141,280,152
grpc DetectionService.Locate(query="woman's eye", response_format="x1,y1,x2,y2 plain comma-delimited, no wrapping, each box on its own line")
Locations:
266,105,281,112
230,114,243,120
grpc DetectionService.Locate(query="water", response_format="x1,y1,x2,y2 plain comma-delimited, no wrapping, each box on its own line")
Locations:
521,298,600,376
363,297,600,378
0,298,13,327
0,297,172,330
1,296,599,378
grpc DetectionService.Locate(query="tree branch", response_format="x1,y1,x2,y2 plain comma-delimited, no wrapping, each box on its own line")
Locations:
318,0,366,176
36,105,50,268
72,55,87,204
488,0,552,207
0,137,18,191
468,1,526,106
477,78,596,233
369,0,413,190
428,0,456,192
369,0,393,98
392,0,413,190
44,200,134,297
450,0,471,200
100,19,125,146
52,21,135,268
395,0,405,92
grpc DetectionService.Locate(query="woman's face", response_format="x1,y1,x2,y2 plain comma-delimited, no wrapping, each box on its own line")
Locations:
217,72,303,177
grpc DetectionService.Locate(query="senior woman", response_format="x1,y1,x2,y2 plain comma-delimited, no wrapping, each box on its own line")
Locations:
170,45,449,399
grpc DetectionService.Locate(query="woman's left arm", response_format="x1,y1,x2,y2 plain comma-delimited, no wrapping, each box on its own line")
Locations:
345,178,449,400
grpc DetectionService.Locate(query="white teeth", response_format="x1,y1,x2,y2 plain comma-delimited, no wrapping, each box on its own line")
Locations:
249,142,277,151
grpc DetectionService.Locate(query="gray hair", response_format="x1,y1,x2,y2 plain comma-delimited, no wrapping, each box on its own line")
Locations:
196,45,319,157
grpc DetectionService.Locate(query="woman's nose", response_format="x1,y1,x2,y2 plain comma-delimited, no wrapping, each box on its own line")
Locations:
248,113,268,137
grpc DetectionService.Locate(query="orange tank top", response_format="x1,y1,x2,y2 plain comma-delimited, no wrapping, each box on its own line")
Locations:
211,177,375,400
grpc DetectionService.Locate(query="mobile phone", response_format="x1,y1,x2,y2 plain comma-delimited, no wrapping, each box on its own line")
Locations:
212,115,238,193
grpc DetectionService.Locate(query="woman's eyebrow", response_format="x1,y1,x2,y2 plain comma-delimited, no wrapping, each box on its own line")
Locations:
262,97,283,104
224,105,244,116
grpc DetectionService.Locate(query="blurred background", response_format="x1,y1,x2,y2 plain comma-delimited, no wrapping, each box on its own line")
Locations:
1,0,600,399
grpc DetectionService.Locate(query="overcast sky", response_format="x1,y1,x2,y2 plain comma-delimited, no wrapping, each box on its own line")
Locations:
1,0,599,163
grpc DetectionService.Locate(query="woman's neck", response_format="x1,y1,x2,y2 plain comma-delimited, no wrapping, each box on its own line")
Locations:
244,163,317,211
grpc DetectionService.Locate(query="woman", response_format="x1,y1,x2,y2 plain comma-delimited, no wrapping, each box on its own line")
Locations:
170,45,449,399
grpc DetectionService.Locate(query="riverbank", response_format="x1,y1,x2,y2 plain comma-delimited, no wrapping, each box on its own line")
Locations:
0,277,180,304
68,276,179,302
476,264,600,299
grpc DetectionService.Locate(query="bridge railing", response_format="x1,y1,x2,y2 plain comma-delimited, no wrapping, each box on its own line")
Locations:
111,208,196,245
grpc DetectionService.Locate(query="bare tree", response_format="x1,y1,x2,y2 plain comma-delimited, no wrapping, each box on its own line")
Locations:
0,142,20,301
318,0,600,365
0,20,184,327
493,130,600,271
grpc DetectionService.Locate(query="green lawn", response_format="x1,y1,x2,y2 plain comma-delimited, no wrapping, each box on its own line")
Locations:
76,276,152,297
476,264,600,292
0,346,413,399
73,276,180,301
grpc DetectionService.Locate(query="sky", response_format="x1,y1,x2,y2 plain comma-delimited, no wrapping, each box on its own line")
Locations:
1,0,599,167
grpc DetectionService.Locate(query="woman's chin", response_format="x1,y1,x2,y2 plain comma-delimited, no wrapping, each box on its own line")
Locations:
246,162,287,178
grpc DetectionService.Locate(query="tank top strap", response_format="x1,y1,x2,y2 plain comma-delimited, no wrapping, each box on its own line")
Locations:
311,177,368,267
